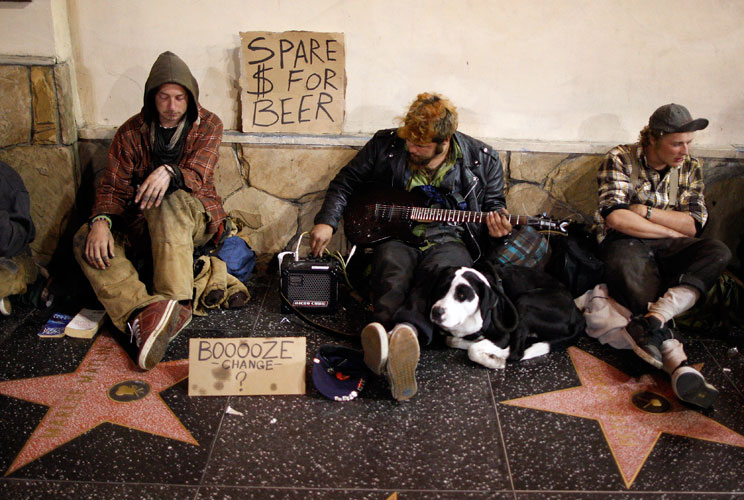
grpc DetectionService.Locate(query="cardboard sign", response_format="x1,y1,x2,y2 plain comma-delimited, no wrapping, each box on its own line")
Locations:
239,30,345,134
188,337,306,396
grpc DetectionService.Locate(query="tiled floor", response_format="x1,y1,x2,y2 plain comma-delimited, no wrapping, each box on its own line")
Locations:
1,271,743,499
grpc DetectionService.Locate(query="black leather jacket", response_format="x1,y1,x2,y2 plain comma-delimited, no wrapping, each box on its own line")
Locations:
314,128,507,261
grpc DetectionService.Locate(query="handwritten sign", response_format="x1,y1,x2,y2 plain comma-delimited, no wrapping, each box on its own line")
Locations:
188,337,306,396
239,31,345,134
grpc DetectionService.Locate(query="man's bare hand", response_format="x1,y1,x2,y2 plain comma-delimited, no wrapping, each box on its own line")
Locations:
85,220,115,270
135,165,172,210
486,209,513,238
629,204,649,217
309,223,333,256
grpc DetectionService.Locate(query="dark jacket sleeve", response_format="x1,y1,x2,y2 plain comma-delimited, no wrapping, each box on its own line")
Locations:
0,164,36,257
455,133,506,260
451,132,506,214
313,129,396,231
478,148,506,213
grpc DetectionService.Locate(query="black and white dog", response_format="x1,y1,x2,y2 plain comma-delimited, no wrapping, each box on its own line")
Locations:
430,263,584,370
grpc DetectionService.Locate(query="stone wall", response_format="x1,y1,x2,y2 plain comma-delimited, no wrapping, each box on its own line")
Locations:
77,139,744,273
0,61,78,266
76,141,360,257
506,152,744,270
1,60,739,274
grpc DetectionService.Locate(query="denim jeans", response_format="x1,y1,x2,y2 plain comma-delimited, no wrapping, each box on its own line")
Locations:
73,190,214,332
600,234,731,315
371,240,473,345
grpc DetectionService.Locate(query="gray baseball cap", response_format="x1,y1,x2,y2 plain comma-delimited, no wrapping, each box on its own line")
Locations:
649,103,708,133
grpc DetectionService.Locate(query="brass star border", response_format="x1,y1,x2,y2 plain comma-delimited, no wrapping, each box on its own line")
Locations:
0,333,197,475
501,347,744,488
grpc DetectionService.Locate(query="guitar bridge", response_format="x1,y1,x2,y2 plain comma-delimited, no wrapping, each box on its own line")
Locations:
372,203,394,222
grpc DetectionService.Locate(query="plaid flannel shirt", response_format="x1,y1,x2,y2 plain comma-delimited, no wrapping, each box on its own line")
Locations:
594,143,707,243
492,226,548,267
92,105,226,234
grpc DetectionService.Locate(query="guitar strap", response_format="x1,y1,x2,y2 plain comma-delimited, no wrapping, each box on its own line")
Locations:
449,192,467,210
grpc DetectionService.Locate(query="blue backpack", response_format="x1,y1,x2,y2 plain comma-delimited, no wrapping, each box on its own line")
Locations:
216,236,256,283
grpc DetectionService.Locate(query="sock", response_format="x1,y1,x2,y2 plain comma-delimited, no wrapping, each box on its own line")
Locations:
647,285,700,324
661,338,688,374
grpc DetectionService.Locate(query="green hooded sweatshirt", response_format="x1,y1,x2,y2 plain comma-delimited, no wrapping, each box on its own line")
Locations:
142,51,200,124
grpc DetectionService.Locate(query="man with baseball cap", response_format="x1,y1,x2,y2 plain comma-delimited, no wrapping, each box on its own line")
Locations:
594,103,731,409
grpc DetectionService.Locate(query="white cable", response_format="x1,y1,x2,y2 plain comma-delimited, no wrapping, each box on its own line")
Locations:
345,245,357,267
294,231,308,260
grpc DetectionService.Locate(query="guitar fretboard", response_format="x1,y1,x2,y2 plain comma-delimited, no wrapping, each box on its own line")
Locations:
374,204,534,225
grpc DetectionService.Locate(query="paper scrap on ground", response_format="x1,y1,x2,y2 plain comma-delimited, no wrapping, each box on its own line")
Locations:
225,406,244,416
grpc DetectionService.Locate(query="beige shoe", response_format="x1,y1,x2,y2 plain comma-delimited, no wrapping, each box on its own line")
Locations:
0,296,10,316
361,322,389,376
386,323,420,401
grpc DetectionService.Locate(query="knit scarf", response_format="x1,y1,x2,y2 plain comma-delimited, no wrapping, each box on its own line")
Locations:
150,118,189,168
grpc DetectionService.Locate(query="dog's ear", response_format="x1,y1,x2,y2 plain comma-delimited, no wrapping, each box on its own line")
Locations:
461,270,495,324
476,264,519,336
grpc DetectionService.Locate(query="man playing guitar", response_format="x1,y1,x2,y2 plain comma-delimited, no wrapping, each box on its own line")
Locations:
310,92,518,401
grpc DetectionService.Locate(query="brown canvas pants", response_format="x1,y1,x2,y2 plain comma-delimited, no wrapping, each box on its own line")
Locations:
73,190,214,332
0,253,38,299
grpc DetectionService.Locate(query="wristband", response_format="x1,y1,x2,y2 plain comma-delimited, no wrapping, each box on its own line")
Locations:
90,214,112,229
645,206,653,220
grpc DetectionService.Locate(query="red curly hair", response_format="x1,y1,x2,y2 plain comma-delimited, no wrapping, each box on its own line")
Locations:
397,92,458,144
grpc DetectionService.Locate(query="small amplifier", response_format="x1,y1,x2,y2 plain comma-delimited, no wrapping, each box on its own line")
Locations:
279,252,340,314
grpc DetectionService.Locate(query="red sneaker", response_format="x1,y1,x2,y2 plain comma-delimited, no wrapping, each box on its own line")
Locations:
168,302,192,341
127,299,177,370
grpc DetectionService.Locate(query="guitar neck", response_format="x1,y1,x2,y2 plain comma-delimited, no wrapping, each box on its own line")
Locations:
344,187,569,246
404,206,533,225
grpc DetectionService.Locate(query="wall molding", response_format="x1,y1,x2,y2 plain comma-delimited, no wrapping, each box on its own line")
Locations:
0,55,57,66
78,127,744,159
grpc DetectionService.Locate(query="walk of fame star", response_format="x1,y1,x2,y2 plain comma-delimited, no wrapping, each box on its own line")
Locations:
0,333,196,475
501,346,744,488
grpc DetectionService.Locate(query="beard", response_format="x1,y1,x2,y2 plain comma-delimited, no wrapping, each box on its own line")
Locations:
408,142,444,166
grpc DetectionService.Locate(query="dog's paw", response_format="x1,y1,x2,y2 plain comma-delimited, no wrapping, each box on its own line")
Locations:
446,335,478,350
468,340,508,370
521,341,550,360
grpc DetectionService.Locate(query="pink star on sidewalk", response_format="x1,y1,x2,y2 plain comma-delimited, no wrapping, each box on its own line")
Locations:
502,346,744,488
0,333,196,475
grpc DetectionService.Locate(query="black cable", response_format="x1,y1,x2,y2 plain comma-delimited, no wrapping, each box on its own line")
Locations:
279,290,360,340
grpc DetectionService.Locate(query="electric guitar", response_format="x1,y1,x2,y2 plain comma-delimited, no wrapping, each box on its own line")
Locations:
343,185,570,246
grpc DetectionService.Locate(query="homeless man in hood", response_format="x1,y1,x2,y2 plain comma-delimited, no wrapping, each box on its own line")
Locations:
73,51,226,370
